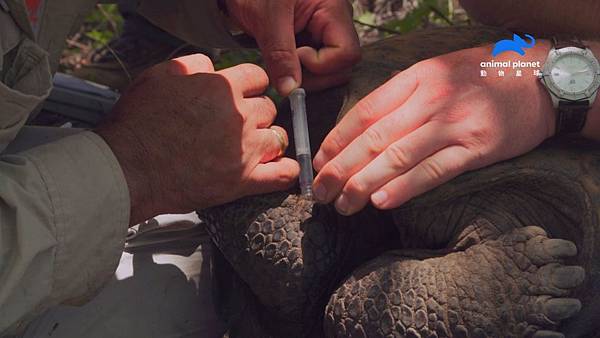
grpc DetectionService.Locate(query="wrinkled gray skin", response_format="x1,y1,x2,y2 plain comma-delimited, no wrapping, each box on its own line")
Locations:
198,26,600,338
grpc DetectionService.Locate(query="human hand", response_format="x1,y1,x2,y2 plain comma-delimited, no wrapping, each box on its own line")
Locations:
97,54,299,225
312,42,555,215
224,0,360,95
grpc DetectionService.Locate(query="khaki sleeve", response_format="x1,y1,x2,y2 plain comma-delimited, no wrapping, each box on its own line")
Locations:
137,0,240,49
0,131,130,335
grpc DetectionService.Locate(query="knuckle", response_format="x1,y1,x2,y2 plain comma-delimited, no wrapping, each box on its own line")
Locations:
322,160,345,183
344,177,367,196
278,167,297,184
469,125,495,147
427,84,455,105
419,58,451,76
241,62,266,74
385,143,412,172
263,48,296,65
175,53,213,68
433,108,470,124
237,63,268,82
322,129,346,157
255,95,276,115
422,158,446,181
363,127,386,156
459,123,496,150
355,99,378,126
195,53,212,65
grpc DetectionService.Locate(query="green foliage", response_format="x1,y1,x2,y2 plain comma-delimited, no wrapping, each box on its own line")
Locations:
83,4,123,49
214,49,261,70
356,11,377,26
355,0,461,37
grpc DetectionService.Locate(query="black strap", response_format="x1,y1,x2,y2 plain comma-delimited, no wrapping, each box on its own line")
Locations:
551,36,591,135
217,0,228,15
553,36,587,50
556,100,589,134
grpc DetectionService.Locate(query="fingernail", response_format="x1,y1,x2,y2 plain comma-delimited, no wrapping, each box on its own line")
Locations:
335,194,350,215
277,76,297,96
371,190,388,207
313,183,327,202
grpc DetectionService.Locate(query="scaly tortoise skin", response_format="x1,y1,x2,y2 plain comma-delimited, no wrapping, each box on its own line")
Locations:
198,26,600,338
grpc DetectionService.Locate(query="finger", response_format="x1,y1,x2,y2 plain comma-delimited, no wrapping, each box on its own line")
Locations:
245,157,300,195
256,1,301,96
171,54,215,74
243,96,277,128
312,89,428,203
217,63,269,98
256,126,289,163
370,145,475,210
301,68,352,92
297,0,359,74
313,68,419,171
296,17,360,76
139,53,214,82
332,122,450,215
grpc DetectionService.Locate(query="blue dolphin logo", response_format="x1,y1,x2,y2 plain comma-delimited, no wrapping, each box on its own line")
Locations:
492,34,536,57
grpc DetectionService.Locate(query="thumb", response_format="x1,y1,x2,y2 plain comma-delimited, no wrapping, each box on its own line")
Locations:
257,1,302,96
245,158,300,195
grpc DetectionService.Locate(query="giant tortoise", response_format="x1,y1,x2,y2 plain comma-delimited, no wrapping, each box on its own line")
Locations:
198,26,600,338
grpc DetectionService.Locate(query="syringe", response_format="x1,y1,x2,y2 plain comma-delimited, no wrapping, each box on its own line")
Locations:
289,88,314,199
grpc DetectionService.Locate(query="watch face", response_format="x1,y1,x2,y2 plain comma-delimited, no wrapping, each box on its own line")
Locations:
549,53,596,94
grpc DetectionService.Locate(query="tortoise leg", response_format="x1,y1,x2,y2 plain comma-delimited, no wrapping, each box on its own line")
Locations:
325,224,584,338
200,194,399,337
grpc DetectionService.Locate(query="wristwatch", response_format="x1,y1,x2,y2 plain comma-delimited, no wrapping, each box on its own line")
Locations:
539,37,600,135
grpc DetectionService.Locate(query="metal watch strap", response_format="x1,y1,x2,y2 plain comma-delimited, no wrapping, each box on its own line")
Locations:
552,36,590,135
556,100,589,134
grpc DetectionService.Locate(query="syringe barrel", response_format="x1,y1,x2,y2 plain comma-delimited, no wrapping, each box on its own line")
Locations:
289,88,311,157
289,88,314,198
297,153,314,197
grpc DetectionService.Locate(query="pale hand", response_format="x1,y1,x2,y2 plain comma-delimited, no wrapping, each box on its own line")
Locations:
312,42,555,215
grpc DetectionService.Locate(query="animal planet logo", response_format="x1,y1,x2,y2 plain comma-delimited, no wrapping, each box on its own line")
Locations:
492,34,536,57
479,33,541,78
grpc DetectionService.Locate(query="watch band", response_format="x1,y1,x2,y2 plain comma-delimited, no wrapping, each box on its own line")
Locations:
217,0,228,15
551,36,591,135
553,36,587,50
556,100,589,134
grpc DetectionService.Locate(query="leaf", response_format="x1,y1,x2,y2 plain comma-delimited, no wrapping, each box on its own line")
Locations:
382,1,433,34
356,11,377,26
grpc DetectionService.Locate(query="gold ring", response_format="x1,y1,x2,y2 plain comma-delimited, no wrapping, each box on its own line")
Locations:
269,127,287,157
